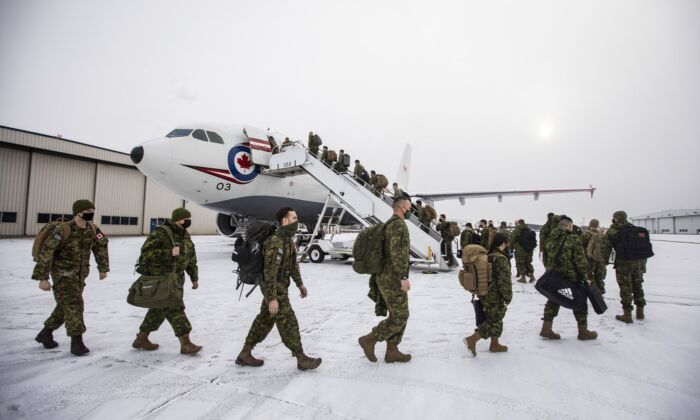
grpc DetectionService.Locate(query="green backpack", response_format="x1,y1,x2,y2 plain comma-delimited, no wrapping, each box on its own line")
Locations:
352,220,397,274
127,225,183,309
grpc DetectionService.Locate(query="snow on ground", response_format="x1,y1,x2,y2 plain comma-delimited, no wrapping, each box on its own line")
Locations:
0,234,699,420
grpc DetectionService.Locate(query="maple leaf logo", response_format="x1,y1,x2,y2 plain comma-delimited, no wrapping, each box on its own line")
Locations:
237,153,253,170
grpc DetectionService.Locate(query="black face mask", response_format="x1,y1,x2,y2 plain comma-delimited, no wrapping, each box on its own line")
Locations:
80,212,95,222
183,219,192,229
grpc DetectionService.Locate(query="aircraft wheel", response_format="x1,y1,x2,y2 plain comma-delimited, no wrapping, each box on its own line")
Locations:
309,246,325,263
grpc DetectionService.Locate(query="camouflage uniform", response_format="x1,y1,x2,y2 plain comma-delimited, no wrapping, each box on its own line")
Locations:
498,226,513,256
436,221,456,266
244,229,304,355
138,221,198,337
32,221,110,336
604,220,646,312
460,227,475,250
542,227,589,326
539,215,555,266
333,151,348,173
476,250,513,338
511,224,535,277
581,228,608,293
354,162,366,179
480,227,496,250
372,215,410,345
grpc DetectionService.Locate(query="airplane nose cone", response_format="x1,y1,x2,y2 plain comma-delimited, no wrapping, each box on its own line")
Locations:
130,146,144,164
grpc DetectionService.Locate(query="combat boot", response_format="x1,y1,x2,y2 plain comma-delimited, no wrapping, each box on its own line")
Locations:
517,275,527,283
489,337,508,352
295,352,322,371
35,326,58,349
178,335,202,355
235,344,264,367
539,320,561,340
385,343,411,363
70,335,90,356
636,306,645,320
132,331,159,351
529,274,536,283
464,331,481,356
615,310,633,324
358,333,378,362
577,324,598,340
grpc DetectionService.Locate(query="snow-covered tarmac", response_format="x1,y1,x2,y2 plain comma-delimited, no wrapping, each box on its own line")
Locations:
0,235,698,420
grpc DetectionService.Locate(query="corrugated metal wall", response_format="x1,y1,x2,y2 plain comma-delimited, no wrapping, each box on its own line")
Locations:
143,177,184,234
25,153,96,235
184,201,218,235
94,163,144,235
0,147,30,235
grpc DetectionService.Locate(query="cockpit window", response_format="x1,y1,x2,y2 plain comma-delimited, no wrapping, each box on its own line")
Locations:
207,131,224,144
192,129,209,142
166,129,193,138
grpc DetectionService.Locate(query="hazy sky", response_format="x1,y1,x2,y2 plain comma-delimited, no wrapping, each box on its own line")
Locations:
1,0,699,226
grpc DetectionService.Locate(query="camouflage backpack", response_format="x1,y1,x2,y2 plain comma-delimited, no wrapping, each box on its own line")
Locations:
458,245,492,296
32,219,96,262
447,222,461,237
585,230,605,262
374,174,389,190
352,218,401,274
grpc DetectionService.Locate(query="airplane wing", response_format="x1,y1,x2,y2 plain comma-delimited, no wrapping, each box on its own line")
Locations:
413,185,596,205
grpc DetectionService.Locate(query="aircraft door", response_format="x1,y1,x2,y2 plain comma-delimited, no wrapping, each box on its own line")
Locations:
244,126,273,166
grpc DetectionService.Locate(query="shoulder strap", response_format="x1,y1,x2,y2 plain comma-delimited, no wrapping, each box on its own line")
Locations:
160,225,176,247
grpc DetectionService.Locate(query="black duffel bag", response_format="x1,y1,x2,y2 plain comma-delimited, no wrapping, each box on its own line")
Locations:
585,284,607,314
472,298,486,326
535,268,588,312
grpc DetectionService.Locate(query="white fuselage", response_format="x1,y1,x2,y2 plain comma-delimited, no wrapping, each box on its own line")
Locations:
132,124,335,223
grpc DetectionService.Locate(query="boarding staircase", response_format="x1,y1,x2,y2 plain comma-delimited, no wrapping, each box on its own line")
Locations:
260,143,449,269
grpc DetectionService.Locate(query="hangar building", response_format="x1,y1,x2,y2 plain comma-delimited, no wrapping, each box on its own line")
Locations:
631,209,700,235
0,125,218,237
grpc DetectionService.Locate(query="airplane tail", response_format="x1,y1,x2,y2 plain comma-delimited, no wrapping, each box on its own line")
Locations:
396,144,412,191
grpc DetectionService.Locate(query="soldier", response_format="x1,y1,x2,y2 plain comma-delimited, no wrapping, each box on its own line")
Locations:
604,211,648,323
392,183,405,200
460,223,475,249
417,201,436,233
307,131,321,157
539,212,555,265
281,137,294,147
464,233,513,355
354,159,369,184
32,199,109,356
436,214,458,267
236,207,322,370
333,149,348,173
539,216,598,341
580,219,607,294
480,220,497,250
369,170,377,189
320,145,329,163
511,219,537,283
358,198,412,363
132,208,202,355
497,221,513,257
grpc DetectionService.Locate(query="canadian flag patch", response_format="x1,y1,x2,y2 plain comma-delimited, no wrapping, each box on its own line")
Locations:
95,232,105,240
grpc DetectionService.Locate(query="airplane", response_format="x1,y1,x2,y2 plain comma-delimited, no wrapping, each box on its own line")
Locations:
130,123,595,236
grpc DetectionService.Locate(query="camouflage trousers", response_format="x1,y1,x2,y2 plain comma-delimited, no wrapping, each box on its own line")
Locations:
543,300,587,326
476,294,507,339
44,276,86,336
140,307,192,337
245,294,302,355
515,252,534,277
372,274,409,345
441,239,456,266
587,259,607,294
615,260,645,312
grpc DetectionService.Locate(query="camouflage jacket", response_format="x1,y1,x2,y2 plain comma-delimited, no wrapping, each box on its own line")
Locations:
435,221,452,240
32,220,109,281
539,216,555,251
488,250,513,305
354,163,365,178
545,227,588,284
381,215,410,281
261,231,303,301
137,220,198,282
511,224,530,254
480,227,496,249
460,228,474,249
